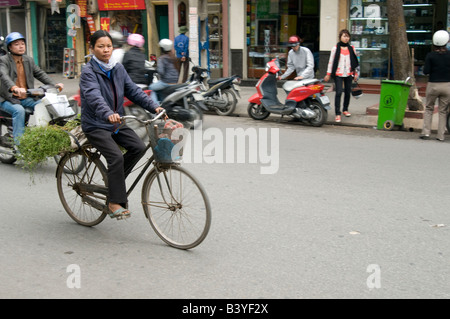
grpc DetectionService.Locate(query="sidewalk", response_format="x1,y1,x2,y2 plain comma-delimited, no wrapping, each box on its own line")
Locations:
44,73,434,132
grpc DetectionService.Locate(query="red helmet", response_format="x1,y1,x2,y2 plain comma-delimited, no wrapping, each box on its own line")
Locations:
288,35,300,47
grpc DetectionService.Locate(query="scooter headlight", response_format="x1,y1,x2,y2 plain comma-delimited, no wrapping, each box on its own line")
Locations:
265,64,270,72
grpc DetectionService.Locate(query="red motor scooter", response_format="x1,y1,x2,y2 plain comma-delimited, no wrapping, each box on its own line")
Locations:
248,57,331,127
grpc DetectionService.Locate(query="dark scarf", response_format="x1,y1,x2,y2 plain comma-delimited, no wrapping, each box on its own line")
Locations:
331,41,359,78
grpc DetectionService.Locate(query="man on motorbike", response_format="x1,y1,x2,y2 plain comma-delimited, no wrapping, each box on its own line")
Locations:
149,39,180,105
278,35,315,81
0,32,64,145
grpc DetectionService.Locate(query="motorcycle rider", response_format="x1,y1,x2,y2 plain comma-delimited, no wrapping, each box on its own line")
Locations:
278,35,315,81
110,30,126,64
149,38,180,105
122,33,147,86
0,32,64,145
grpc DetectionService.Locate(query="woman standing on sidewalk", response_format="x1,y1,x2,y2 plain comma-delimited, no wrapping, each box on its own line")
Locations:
324,29,359,123
420,30,450,141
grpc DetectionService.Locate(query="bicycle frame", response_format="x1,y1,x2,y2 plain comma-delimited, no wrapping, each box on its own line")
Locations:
72,110,181,212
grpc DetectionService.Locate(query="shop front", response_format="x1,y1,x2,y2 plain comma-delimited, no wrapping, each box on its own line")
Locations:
349,0,449,80
246,0,320,79
97,0,148,55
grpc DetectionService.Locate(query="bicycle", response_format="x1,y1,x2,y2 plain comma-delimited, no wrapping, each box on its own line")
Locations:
55,110,211,249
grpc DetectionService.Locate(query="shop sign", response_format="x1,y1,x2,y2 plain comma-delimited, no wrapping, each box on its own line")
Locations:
0,0,21,6
86,15,96,35
97,0,145,11
76,0,87,17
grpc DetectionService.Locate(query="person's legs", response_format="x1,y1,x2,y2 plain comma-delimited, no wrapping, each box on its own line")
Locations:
112,126,146,177
0,98,42,144
85,129,128,210
436,82,450,141
334,76,344,116
342,76,353,113
422,83,438,137
0,101,25,144
149,81,170,104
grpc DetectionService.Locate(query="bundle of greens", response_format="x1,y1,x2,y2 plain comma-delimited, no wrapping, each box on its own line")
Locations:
17,118,81,171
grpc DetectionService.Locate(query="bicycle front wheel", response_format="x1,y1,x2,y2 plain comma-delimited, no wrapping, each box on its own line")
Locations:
56,150,108,226
141,165,211,249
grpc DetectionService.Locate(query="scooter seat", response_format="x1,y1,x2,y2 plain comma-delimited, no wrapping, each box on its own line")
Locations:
208,78,228,85
283,79,318,92
159,83,188,95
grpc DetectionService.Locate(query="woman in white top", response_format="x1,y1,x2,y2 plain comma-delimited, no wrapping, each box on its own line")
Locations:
324,29,359,123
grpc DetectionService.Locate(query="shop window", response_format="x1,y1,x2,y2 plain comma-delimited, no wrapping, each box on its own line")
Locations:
246,0,320,79
45,9,66,73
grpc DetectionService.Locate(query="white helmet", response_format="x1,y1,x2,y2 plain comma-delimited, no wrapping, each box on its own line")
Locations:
159,38,173,52
433,30,449,47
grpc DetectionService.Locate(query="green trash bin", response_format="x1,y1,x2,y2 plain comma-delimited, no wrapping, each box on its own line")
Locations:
377,79,412,130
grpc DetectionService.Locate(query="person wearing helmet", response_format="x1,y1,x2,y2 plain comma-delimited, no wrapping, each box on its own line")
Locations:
278,34,314,81
174,25,189,82
79,30,163,219
0,32,64,145
110,30,126,64
420,30,450,141
122,33,147,85
149,38,180,105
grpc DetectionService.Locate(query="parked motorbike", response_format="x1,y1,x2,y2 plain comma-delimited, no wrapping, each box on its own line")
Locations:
188,65,241,116
153,82,205,129
0,85,78,165
247,57,331,127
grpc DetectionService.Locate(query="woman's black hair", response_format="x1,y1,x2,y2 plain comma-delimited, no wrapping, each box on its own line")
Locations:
90,30,113,47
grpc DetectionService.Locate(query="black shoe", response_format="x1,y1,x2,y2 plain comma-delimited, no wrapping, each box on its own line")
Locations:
419,135,430,140
436,138,444,142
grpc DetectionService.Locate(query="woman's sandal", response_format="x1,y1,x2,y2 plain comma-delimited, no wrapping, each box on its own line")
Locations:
108,207,131,220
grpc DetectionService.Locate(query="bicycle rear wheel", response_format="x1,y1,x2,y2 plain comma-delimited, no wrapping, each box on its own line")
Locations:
56,150,108,226
141,165,211,249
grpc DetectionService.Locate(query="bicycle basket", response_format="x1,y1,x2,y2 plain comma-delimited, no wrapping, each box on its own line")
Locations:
150,119,184,163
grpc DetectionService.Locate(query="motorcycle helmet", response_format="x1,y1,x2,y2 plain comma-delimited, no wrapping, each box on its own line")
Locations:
109,30,125,48
432,30,449,47
127,33,145,48
287,35,300,47
159,39,173,52
5,32,25,50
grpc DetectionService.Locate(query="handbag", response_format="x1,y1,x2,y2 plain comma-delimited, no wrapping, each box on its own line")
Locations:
351,81,363,99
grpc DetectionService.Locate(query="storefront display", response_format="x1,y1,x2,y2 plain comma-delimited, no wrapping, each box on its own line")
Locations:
45,9,66,73
349,0,439,79
208,0,223,78
246,0,320,78
349,0,389,79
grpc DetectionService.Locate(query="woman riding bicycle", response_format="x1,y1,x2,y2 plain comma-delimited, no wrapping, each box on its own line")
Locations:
80,30,163,220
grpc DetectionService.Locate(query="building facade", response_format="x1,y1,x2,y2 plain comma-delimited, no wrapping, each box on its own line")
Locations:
0,0,448,81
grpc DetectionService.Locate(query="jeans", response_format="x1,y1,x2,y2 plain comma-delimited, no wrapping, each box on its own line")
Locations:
334,76,353,116
0,98,41,144
149,81,170,105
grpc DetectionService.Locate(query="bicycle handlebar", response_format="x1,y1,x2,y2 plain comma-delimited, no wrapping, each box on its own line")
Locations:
120,108,167,125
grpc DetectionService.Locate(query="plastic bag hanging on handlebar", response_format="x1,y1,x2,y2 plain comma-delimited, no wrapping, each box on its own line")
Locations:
153,119,184,163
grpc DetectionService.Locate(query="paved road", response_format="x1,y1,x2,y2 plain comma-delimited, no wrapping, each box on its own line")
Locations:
1,112,449,300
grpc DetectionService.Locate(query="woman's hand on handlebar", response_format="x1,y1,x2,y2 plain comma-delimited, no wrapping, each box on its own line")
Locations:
108,113,121,124
155,107,164,114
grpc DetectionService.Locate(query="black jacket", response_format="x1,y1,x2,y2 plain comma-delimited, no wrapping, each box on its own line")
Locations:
122,46,147,84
